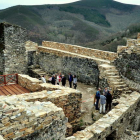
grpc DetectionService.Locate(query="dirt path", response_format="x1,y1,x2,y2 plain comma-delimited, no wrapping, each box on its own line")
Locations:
65,81,98,125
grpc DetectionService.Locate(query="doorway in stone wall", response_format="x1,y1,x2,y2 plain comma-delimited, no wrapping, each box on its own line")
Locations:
106,130,117,140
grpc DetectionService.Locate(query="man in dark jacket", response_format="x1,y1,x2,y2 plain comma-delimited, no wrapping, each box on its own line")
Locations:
68,73,73,88
51,75,55,85
62,75,66,86
95,88,101,110
106,90,112,111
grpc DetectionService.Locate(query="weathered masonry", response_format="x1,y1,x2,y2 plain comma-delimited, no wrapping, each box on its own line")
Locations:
0,74,82,140
0,22,27,75
1,22,140,139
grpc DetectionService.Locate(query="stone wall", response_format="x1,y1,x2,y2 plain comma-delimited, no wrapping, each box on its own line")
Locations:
0,22,27,74
42,41,117,61
18,74,82,124
36,46,102,86
121,74,140,92
0,53,4,75
0,23,4,74
25,41,38,66
114,40,140,84
0,96,67,140
66,92,140,140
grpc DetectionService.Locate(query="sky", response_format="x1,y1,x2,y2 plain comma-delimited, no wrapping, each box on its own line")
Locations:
0,0,140,10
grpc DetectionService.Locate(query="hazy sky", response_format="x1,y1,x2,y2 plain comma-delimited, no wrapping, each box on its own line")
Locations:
0,0,140,10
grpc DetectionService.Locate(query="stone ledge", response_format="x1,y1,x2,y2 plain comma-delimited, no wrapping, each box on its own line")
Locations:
38,46,110,65
18,74,82,123
42,41,117,61
66,92,140,140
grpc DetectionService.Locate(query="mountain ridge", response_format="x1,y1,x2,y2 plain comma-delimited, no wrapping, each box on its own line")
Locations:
0,0,140,52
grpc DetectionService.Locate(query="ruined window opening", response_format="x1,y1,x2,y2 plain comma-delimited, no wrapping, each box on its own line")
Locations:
106,130,117,140
120,118,123,123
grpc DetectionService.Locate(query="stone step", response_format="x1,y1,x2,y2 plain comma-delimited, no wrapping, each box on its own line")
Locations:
125,90,132,94
111,82,125,85
108,78,123,82
117,87,129,91
106,73,118,76
113,84,127,88
105,70,119,74
108,76,121,79
99,64,115,68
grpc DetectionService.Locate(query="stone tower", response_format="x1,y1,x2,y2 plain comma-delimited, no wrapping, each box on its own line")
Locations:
0,22,27,75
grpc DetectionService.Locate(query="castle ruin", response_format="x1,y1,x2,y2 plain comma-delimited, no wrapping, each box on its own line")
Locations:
0,22,140,140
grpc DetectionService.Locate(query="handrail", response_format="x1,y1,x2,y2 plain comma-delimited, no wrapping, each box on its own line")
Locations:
0,73,18,86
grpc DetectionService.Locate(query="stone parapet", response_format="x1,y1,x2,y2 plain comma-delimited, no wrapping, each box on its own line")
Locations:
66,92,140,140
18,74,82,123
38,46,110,65
42,41,117,61
121,74,140,92
18,74,42,92
25,40,38,52
0,96,67,140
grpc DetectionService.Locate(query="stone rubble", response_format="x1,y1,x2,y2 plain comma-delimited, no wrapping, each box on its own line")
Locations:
0,96,67,140
66,92,140,140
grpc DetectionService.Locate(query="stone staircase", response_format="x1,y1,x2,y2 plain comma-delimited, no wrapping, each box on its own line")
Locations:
28,66,50,80
99,64,132,98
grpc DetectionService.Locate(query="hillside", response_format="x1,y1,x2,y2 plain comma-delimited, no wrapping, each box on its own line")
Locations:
0,0,140,51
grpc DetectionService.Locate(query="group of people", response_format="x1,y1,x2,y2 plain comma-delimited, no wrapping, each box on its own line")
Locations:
51,73,77,89
95,87,112,114
41,73,78,89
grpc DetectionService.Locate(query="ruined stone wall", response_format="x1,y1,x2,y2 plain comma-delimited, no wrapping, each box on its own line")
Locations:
122,75,140,92
114,39,140,84
42,41,117,61
0,23,27,74
0,53,4,75
18,74,82,124
0,96,67,140
25,41,38,66
66,92,140,140
0,23,4,74
36,46,102,86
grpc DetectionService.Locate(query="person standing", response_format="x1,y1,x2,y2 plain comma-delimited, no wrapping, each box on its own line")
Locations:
68,73,73,88
41,75,46,83
51,75,55,85
61,75,66,86
106,90,112,111
95,88,101,110
100,92,106,114
56,73,61,85
103,87,109,97
73,75,77,89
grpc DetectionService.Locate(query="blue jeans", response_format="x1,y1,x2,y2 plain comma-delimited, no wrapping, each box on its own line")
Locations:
96,98,100,110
